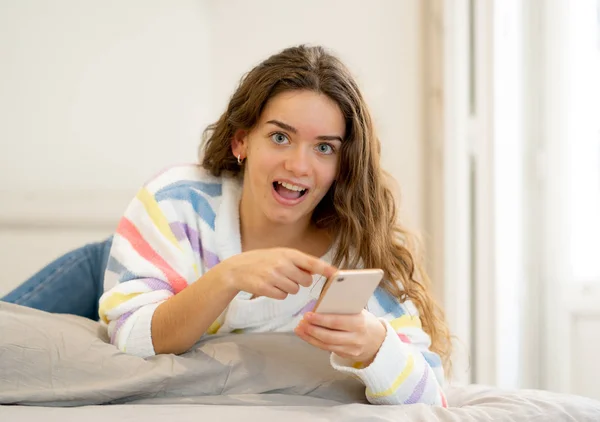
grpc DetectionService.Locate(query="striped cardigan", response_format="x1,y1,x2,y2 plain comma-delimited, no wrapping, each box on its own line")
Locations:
98,164,447,406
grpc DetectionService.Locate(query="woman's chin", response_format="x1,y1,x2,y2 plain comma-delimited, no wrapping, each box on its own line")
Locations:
265,209,309,226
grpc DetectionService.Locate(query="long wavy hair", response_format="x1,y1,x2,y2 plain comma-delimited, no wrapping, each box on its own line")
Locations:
200,45,452,370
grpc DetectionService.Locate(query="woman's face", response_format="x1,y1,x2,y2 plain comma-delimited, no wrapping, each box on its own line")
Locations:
232,90,345,227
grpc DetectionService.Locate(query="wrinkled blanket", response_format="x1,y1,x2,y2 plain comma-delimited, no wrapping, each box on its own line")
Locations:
2,302,600,421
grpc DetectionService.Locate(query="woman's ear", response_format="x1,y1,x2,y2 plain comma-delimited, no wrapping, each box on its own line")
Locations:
231,129,248,160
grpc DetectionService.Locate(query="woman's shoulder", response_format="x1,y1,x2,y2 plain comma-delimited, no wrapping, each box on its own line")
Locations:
141,163,228,197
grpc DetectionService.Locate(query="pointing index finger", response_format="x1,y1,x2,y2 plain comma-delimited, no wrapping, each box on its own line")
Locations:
290,250,337,278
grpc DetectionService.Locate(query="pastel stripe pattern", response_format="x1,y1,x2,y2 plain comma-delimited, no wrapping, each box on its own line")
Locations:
116,218,188,293
169,222,219,269
99,165,225,357
366,355,415,398
98,164,447,407
157,180,222,197
137,188,181,250
106,256,138,283
154,186,217,230
404,368,428,404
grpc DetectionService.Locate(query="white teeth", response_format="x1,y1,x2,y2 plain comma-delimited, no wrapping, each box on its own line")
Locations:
278,181,306,192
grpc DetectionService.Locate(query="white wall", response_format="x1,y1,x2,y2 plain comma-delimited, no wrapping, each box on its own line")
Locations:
0,1,424,296
0,0,212,194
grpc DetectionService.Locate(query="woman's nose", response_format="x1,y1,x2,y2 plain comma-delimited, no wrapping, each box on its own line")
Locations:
284,145,311,176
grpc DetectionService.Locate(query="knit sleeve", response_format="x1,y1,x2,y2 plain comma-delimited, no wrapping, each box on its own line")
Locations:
98,165,222,357
330,287,447,406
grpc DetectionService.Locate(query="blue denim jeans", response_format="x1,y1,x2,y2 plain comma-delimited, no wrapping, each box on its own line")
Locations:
1,237,113,321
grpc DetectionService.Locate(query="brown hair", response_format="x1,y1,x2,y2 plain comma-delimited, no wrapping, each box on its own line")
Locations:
201,45,452,370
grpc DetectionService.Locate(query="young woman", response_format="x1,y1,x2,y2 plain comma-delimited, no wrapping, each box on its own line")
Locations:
3,45,451,406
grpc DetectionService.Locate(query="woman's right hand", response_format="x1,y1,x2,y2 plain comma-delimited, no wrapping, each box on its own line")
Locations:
215,248,337,300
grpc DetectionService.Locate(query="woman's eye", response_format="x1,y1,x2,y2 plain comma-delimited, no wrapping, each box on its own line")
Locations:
316,143,334,155
270,133,289,145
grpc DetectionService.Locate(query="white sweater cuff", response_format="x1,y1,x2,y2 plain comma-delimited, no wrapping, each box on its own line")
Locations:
330,319,417,395
120,302,161,358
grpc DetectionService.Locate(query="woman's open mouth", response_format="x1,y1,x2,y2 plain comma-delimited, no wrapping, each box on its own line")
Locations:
272,181,309,204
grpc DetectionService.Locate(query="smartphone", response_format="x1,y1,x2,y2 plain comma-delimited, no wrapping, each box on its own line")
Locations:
313,269,384,314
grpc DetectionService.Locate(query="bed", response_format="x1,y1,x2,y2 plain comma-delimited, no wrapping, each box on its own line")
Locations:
1,302,599,421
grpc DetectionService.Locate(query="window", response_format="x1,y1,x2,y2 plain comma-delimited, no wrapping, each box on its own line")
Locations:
566,0,600,283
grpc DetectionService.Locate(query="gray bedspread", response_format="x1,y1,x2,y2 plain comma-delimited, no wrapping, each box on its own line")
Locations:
1,301,599,421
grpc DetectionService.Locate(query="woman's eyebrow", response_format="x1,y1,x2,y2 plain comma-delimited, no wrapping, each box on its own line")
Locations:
266,119,297,133
266,119,343,142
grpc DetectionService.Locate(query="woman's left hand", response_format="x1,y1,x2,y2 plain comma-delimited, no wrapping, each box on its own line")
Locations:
294,309,387,365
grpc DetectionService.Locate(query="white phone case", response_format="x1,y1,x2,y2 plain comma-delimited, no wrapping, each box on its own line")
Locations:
313,269,384,314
